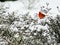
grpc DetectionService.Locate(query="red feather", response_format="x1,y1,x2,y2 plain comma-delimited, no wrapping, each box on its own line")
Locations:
38,12,46,19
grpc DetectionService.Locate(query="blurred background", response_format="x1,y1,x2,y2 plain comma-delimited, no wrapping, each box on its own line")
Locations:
0,0,17,2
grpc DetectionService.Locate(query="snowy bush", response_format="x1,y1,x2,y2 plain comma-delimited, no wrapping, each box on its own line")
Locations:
0,1,60,45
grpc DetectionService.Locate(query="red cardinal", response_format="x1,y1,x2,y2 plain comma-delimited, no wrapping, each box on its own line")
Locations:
38,11,47,19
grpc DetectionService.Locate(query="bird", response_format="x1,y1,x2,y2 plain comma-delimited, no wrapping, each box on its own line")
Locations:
38,11,47,19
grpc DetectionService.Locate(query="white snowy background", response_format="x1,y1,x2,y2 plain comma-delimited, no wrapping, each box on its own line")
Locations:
0,0,60,45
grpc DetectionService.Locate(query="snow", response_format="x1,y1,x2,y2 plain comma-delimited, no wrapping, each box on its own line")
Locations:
0,0,60,44
0,0,59,35
3,1,28,15
14,33,19,38
0,0,60,34
2,0,60,17
10,25,18,32
34,33,37,35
